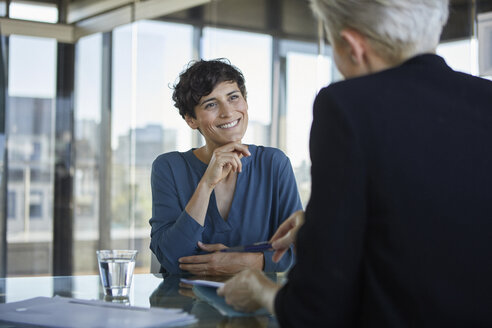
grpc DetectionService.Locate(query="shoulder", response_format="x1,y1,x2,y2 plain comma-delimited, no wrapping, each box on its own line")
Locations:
250,145,289,164
152,150,192,175
153,151,183,167
247,145,292,176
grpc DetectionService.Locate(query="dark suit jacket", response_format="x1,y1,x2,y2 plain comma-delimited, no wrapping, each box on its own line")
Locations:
275,54,492,327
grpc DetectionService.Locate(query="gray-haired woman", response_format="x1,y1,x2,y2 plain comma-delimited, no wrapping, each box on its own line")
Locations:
218,1,492,326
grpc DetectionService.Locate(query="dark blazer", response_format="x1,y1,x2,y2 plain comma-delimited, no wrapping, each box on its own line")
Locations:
275,54,492,327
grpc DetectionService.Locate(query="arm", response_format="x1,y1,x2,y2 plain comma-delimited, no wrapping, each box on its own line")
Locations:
149,156,205,274
185,143,250,226
275,88,367,327
150,143,251,273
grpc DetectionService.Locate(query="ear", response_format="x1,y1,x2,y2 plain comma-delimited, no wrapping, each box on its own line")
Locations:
184,115,199,130
339,29,369,66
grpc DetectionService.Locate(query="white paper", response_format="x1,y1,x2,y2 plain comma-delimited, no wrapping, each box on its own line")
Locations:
0,296,197,328
180,278,225,288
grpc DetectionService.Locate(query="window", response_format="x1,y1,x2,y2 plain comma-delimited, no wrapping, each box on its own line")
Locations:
0,1,7,16
110,20,194,269
280,40,333,206
29,190,43,219
437,39,477,75
30,142,41,161
7,191,16,219
73,33,102,274
7,35,56,276
9,1,58,23
202,27,273,146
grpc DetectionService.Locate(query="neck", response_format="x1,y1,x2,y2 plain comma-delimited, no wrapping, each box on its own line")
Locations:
365,50,394,74
194,145,214,164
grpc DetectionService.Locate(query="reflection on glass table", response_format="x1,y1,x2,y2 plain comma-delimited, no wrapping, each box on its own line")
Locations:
0,273,282,328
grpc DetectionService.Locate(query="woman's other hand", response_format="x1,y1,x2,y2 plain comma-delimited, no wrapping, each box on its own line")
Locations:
270,210,305,263
178,242,264,275
217,269,279,313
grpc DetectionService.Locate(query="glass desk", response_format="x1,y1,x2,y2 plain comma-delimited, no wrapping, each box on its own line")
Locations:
0,273,280,327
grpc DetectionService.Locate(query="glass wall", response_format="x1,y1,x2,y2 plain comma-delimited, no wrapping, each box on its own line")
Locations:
281,41,333,206
3,4,483,277
111,21,194,272
7,35,57,276
73,33,102,274
202,27,273,146
437,39,478,75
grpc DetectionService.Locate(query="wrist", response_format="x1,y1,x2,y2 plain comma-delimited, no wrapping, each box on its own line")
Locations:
197,179,215,194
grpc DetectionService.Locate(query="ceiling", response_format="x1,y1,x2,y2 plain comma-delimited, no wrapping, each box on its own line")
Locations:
2,0,492,43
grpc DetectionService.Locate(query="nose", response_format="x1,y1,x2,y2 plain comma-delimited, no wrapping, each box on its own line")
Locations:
219,103,233,118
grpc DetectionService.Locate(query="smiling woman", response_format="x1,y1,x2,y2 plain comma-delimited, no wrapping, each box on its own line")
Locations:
149,59,302,275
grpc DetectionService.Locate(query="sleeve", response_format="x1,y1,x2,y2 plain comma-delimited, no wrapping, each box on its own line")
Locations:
149,156,205,274
275,87,367,327
264,153,303,272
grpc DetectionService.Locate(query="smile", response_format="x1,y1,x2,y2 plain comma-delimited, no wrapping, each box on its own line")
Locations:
218,119,240,129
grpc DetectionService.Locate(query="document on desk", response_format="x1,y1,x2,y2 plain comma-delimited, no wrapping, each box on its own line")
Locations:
0,296,197,328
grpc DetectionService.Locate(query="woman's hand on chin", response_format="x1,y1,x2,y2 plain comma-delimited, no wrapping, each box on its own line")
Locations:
202,142,251,188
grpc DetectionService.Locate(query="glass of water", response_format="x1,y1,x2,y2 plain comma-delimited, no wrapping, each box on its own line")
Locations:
96,250,138,297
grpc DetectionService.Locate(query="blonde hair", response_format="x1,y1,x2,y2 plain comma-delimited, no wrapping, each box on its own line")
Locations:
311,0,449,63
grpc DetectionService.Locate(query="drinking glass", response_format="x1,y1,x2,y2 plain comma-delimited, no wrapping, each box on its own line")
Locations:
96,250,138,297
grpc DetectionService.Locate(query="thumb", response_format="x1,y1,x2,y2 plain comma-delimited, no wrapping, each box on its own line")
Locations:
198,241,227,252
271,232,292,250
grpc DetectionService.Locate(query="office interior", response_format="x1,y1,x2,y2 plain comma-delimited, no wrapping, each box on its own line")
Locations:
0,0,490,278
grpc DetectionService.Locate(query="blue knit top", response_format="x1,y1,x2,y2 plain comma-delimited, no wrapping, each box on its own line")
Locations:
149,145,302,274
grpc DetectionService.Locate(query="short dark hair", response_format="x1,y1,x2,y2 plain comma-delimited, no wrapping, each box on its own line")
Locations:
172,58,247,119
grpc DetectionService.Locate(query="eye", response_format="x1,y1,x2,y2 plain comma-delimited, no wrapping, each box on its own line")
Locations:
204,102,217,109
230,94,239,101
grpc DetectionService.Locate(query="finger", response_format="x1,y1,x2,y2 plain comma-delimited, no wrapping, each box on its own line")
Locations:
218,142,251,157
271,229,293,248
230,152,242,172
272,249,288,263
270,221,294,242
179,263,208,275
198,241,227,252
179,282,193,289
222,157,237,173
271,233,293,250
234,143,251,157
179,254,210,264
217,155,238,173
178,288,196,298
230,152,243,172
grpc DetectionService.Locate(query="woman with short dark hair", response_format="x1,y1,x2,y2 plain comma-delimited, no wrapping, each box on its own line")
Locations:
149,58,302,275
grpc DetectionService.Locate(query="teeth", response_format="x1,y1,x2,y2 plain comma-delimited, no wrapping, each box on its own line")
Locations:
218,119,239,129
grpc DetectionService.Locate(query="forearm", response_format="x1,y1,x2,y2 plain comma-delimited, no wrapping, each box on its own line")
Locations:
185,179,214,226
150,211,205,273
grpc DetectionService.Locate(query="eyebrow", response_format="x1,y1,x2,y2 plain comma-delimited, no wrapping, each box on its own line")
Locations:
199,90,240,106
